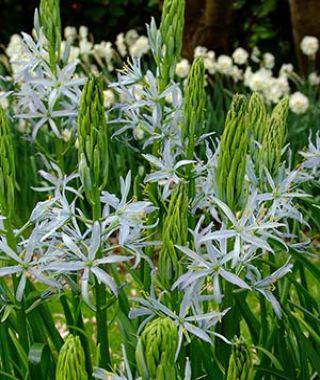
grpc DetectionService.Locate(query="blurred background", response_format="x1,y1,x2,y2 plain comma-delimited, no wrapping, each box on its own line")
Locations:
0,0,319,74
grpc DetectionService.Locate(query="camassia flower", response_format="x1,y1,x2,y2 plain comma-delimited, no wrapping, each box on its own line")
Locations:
46,221,130,307
101,171,156,244
0,227,60,301
300,131,320,176
204,193,284,267
143,141,194,199
172,243,251,304
129,289,229,360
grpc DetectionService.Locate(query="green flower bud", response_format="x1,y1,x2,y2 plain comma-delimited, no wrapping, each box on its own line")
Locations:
217,95,249,212
136,318,178,380
56,335,88,380
183,57,206,160
226,337,253,380
157,182,188,289
0,108,16,220
159,0,185,90
39,0,61,72
247,92,268,148
78,76,109,203
257,96,289,178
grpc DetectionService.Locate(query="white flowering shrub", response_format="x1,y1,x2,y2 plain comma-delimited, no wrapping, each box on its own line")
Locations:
0,1,319,380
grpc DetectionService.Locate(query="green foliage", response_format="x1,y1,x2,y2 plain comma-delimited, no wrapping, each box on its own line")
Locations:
56,335,88,380
232,0,292,60
135,317,178,380
0,108,16,220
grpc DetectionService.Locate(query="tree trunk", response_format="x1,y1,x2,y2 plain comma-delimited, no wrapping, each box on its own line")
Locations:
183,0,233,59
288,0,320,74
158,0,233,60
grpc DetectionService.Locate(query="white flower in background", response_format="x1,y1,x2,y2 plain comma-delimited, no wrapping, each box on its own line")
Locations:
103,89,115,108
247,68,272,92
276,76,290,93
204,51,216,74
264,78,287,104
244,67,253,86
18,119,28,133
90,64,99,76
133,126,145,140
308,72,320,86
64,26,77,42
60,40,66,56
129,36,149,57
230,66,243,82
232,47,249,65
68,46,80,63
263,52,275,69
93,42,107,58
125,29,139,45
62,128,72,142
194,46,208,58
300,36,319,56
251,46,261,63
6,34,28,77
93,41,114,70
79,38,93,55
279,63,294,77
0,92,9,109
216,55,233,75
6,34,24,58
79,25,88,40
289,91,309,114
115,32,127,57
176,58,190,78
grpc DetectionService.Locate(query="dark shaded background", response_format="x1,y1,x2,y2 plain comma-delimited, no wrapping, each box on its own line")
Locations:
0,0,297,66
0,0,160,44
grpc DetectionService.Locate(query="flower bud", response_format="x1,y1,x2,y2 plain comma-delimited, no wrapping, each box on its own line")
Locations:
158,0,185,90
78,76,109,201
226,337,253,380
39,0,61,71
157,182,187,289
217,95,249,212
136,318,178,380
56,335,88,380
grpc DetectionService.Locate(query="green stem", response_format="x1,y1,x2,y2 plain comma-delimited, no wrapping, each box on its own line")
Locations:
16,299,29,352
219,283,234,368
54,135,64,172
72,293,93,379
0,324,11,375
93,191,111,370
258,294,268,345
6,219,29,353
95,279,111,369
